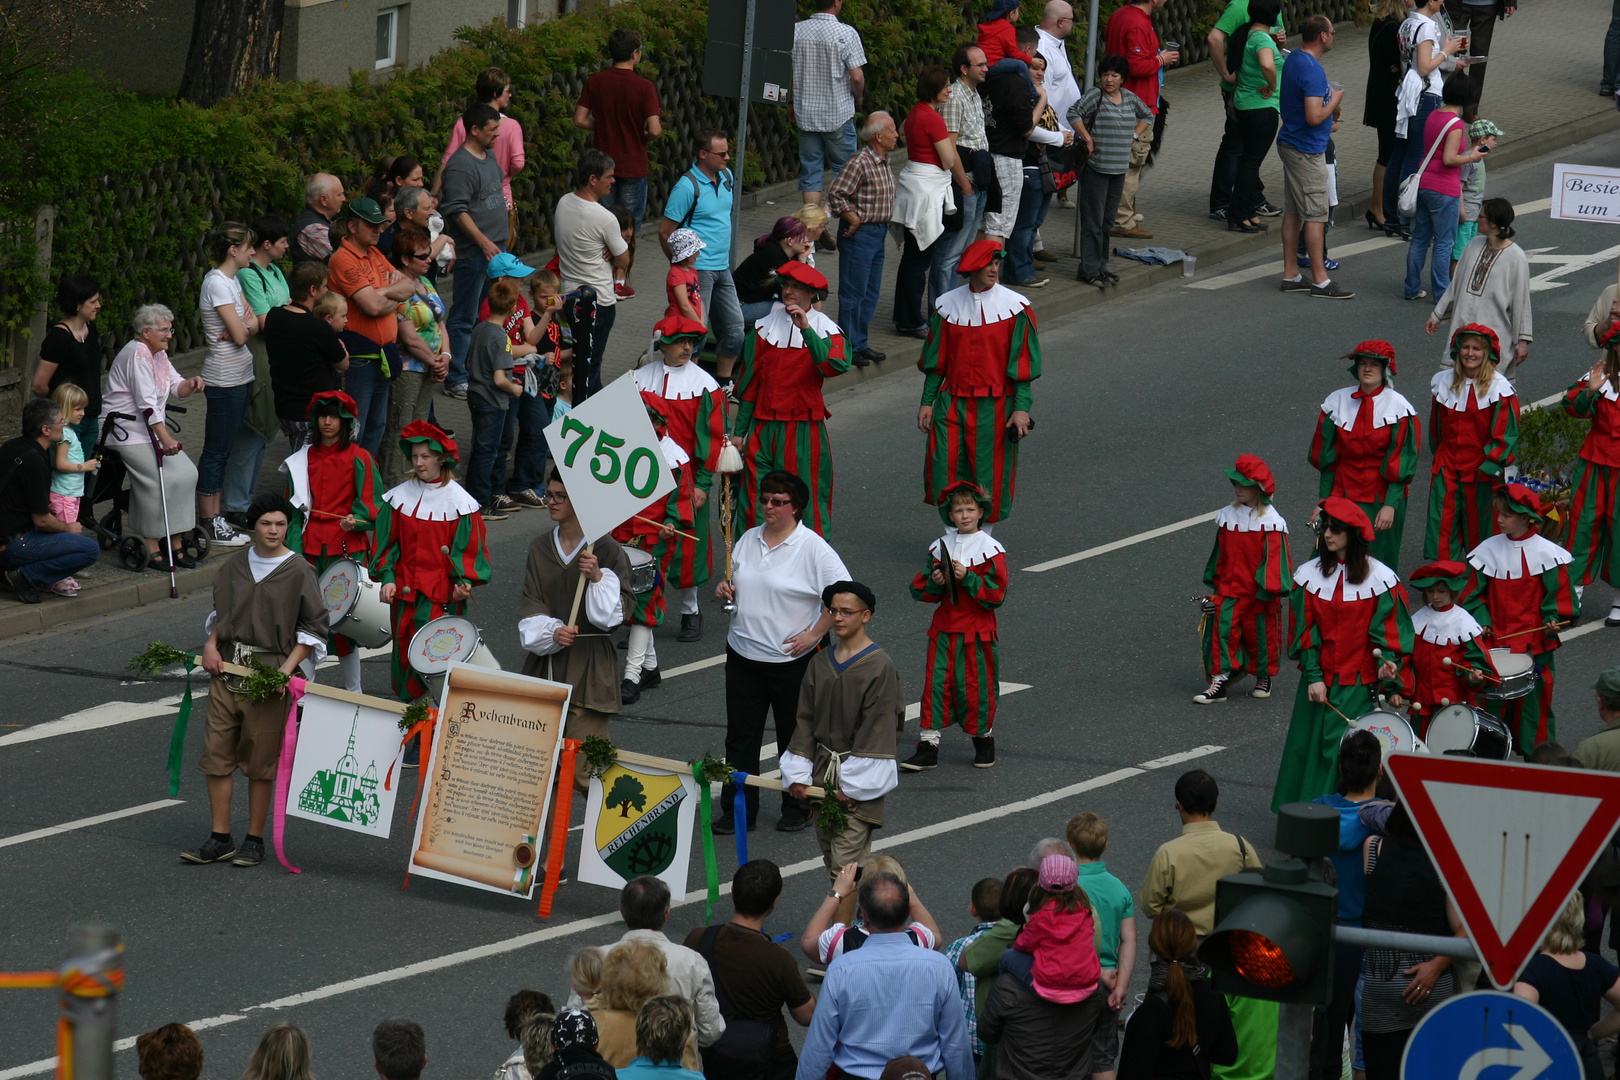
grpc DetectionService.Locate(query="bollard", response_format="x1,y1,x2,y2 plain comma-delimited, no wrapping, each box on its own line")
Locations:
59,925,122,1080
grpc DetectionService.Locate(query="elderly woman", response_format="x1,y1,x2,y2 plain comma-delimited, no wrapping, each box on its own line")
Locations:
588,943,701,1071
101,305,204,571
734,216,814,327
1426,198,1532,373
1425,324,1519,560
891,66,961,337
714,470,849,834
1513,891,1620,1080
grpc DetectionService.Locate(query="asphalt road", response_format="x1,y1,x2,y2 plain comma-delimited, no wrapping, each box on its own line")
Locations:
6,130,1620,1078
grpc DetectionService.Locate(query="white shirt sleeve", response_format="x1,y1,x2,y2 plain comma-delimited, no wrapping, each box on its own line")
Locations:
204,610,218,636
1029,126,1064,146
585,567,624,629
837,755,898,802
518,613,566,656
297,631,328,667
778,748,815,786
816,538,852,590
817,924,848,963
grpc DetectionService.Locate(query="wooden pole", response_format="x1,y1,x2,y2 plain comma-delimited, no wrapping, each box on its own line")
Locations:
566,541,594,628
613,748,826,799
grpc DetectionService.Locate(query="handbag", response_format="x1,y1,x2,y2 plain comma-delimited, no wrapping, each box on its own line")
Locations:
694,924,777,1078
1397,114,1460,218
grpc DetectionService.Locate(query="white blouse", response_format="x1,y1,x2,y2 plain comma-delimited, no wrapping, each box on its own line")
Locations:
101,340,185,447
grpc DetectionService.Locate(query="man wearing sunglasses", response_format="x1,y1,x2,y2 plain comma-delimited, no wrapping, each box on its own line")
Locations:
660,130,745,400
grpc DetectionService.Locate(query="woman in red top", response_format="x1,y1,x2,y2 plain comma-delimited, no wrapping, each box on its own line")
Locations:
282,391,383,692
1564,323,1620,625
1273,497,1412,812
1425,323,1519,560
892,67,963,335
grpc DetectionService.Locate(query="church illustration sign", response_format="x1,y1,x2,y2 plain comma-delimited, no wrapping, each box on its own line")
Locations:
286,696,404,838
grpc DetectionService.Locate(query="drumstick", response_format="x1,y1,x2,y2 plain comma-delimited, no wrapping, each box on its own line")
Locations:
633,514,699,542
1441,655,1502,682
1323,699,1356,725
308,508,347,520
1492,620,1573,641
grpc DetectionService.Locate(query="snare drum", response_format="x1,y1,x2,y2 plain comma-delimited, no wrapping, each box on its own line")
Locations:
1424,703,1513,759
1481,648,1537,700
318,559,392,648
1344,710,1427,758
626,547,658,595
407,615,502,698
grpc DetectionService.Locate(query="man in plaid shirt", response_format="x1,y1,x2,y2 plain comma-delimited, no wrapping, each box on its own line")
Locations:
827,113,898,368
792,0,868,234
943,877,1003,1063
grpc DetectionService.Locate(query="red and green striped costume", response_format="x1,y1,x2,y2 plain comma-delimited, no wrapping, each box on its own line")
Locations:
283,440,383,657
634,361,726,588
734,304,850,538
918,284,1041,525
1308,385,1419,569
1273,557,1412,812
909,529,1008,736
1201,503,1293,680
610,434,695,628
1561,373,1620,586
1403,603,1490,733
1425,369,1519,560
370,477,491,701
1461,530,1579,754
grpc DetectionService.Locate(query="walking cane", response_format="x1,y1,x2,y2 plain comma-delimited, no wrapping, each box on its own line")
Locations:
717,436,744,614
140,408,179,599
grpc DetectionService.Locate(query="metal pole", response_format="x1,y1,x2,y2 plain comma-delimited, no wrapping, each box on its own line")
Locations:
1274,1002,1313,1080
62,925,121,1080
730,0,757,269
1332,924,1479,961
1073,0,1102,256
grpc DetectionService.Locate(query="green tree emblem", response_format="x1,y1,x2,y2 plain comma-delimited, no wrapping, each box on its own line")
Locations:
607,774,648,818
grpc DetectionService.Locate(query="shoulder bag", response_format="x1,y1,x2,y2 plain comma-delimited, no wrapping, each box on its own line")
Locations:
694,924,777,1078
1398,113,1460,218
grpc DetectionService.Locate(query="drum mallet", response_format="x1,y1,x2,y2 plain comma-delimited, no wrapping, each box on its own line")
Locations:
632,515,700,542
440,545,475,603
1440,656,1501,683
1491,620,1573,641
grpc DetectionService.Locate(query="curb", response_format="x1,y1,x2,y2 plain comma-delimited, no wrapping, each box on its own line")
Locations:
0,561,219,641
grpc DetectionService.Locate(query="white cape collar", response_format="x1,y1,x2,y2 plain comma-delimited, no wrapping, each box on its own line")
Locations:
1216,503,1288,534
1574,366,1620,403
381,477,480,520
1430,368,1515,410
935,283,1030,327
1413,603,1484,646
1468,531,1572,578
634,360,719,401
932,528,1005,569
1322,385,1417,431
757,303,842,349
1294,556,1401,601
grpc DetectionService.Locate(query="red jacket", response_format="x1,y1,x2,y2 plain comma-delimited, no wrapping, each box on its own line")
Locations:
977,19,1034,65
1014,905,1101,1004
1105,3,1162,112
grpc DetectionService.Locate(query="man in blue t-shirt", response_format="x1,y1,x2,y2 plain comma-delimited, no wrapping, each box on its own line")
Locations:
659,130,744,395
1276,15,1353,299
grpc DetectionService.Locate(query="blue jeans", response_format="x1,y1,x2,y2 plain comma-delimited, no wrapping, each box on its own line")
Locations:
698,268,744,359
798,118,858,193
1006,167,1053,284
0,528,101,588
837,222,888,353
197,384,250,497
1407,188,1460,299
223,427,266,514
740,300,775,328
931,186,988,303
447,246,495,388
1384,93,1441,224
344,357,391,460
507,390,553,495
605,176,650,232
466,403,517,509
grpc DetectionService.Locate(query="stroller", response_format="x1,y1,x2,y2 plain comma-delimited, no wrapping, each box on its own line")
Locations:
87,409,210,572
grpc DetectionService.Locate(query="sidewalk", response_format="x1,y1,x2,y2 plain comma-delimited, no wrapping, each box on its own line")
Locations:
2,0,1613,639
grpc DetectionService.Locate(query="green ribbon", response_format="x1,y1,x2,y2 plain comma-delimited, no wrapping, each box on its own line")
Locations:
165,658,196,796
692,759,720,923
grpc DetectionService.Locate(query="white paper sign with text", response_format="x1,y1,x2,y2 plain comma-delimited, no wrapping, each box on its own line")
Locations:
1551,163,1620,224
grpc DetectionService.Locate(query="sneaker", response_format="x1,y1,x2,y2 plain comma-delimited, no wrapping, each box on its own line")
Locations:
1310,281,1356,300
1280,277,1313,293
231,837,265,867
900,741,939,771
1208,207,1229,222
640,666,661,690
4,569,41,604
1101,271,1120,284
776,812,812,832
180,835,236,864
711,816,736,836
720,379,739,406
479,505,509,521
1297,255,1341,270
493,494,525,513
1251,676,1273,699
208,516,250,546
972,737,996,768
1606,604,1620,627
1194,674,1229,704
508,489,546,509
1404,290,1429,301
621,678,641,705
1013,277,1049,288
1256,200,1284,217
613,282,636,300
445,383,469,400
48,580,79,597
677,612,703,642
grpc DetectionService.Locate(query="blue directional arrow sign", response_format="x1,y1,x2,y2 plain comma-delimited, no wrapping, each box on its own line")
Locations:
1403,991,1581,1080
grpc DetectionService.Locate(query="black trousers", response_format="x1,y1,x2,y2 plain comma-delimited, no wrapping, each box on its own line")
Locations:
1210,89,1267,211
721,646,812,822
1308,941,1363,1080
1445,0,1498,109
1232,107,1279,224
892,227,937,333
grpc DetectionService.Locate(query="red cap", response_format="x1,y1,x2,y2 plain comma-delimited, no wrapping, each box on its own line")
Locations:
775,261,829,291
1226,454,1276,498
957,239,1006,273
1410,560,1469,590
1344,340,1397,377
1495,482,1544,522
1601,321,1620,350
398,419,459,464
1318,496,1375,542
1450,323,1501,363
306,389,359,420
653,315,708,342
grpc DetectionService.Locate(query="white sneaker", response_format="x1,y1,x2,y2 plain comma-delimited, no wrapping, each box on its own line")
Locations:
1607,604,1620,627
208,516,250,546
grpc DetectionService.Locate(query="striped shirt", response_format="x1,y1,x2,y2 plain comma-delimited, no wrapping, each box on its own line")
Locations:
1069,86,1152,175
792,14,867,131
945,923,998,1056
826,145,896,224
939,78,988,151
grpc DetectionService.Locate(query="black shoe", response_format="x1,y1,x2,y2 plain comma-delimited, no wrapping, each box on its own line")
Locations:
1209,206,1229,222
973,737,996,768
901,741,939,771
851,351,871,368
816,233,838,253
4,569,41,604
894,326,930,340
1251,676,1273,699
173,548,197,570
1228,220,1267,233
857,347,887,363
776,812,813,832
180,835,235,864
640,666,661,690
148,552,176,574
712,815,736,835
621,678,641,705
401,740,420,769
1101,271,1120,284
232,837,265,867
223,511,252,533
1256,200,1283,217
1194,674,1229,704
1075,271,1107,288
677,612,703,642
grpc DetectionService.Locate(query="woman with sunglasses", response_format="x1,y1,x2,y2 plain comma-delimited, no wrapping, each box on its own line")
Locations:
384,228,452,490
1272,496,1413,812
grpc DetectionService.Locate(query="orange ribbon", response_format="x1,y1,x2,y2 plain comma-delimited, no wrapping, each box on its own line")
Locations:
538,738,581,918
389,708,438,891
0,967,125,1080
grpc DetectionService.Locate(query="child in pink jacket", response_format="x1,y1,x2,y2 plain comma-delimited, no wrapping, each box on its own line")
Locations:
1012,853,1101,1003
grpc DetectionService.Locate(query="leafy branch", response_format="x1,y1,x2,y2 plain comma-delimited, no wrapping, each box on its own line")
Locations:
127,641,193,677
817,792,849,836
400,700,431,733
581,735,619,779
235,662,290,704
695,753,735,786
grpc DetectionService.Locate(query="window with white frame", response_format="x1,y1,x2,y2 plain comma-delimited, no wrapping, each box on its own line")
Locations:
508,0,527,28
376,7,400,70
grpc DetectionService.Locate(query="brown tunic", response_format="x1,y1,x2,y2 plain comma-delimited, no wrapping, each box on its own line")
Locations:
211,549,329,668
518,529,635,715
789,645,906,827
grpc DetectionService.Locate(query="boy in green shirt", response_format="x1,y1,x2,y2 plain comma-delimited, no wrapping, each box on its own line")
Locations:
1068,812,1136,1080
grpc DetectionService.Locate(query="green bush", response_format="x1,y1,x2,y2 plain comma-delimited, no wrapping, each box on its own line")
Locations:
1518,394,1587,485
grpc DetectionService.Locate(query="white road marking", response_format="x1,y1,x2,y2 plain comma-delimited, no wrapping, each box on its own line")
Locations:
1560,620,1607,644
0,800,184,850
1527,243,1620,291
661,654,727,678
0,740,1223,1079
0,696,183,747
1186,237,1401,291
1024,512,1218,573
1518,198,1554,215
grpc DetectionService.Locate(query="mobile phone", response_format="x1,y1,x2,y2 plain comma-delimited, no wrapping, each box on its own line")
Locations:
1476,143,1491,155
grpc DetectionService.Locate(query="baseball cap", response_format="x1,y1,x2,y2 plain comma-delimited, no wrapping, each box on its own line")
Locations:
487,252,535,279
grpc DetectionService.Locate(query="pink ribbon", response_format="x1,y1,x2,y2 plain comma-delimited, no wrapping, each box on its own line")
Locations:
272,676,309,874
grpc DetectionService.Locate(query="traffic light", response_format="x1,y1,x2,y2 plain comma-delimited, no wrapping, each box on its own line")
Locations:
1199,803,1340,1006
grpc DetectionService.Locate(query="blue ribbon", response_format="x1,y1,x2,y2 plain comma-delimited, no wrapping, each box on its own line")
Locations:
731,771,750,866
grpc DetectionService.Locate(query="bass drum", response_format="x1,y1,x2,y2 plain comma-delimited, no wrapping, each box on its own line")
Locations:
407,615,502,699
318,559,392,648
1424,703,1513,760
1344,710,1428,758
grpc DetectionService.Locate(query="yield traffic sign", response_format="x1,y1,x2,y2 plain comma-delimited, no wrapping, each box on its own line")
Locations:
1386,754,1620,988
1403,991,1581,1079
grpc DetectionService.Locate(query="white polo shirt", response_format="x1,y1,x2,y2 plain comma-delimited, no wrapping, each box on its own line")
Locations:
726,522,850,663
